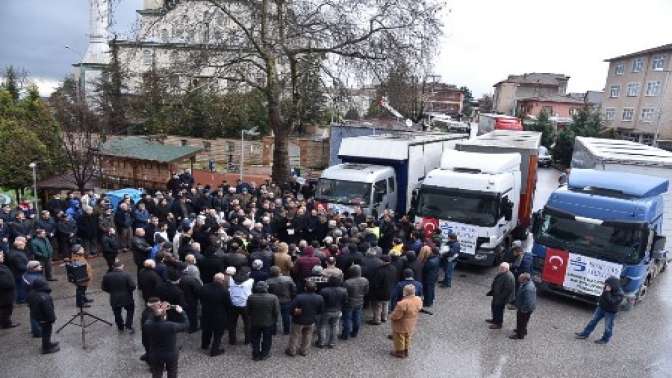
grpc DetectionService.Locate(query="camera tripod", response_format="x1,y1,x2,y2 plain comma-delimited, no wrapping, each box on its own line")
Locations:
56,305,112,349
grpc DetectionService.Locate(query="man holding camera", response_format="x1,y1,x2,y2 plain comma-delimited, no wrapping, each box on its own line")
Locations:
143,301,189,378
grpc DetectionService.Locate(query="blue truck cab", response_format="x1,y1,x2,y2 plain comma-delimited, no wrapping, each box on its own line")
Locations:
531,169,668,308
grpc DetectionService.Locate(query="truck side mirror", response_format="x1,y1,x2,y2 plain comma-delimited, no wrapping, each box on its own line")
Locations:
531,211,542,235
652,235,666,256
501,199,513,221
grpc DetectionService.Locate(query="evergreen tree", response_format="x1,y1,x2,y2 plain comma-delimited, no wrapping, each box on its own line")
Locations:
525,110,555,148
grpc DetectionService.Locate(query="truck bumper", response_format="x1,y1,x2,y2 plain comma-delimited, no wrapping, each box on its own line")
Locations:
458,248,497,266
531,277,599,305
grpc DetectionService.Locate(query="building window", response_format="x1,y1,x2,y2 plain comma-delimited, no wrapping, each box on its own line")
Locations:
605,108,616,121
641,107,656,123
614,63,624,75
652,55,665,71
569,108,579,116
632,58,644,73
646,81,661,96
609,85,620,98
622,108,634,121
626,82,640,97
160,29,169,42
142,50,153,66
641,133,654,145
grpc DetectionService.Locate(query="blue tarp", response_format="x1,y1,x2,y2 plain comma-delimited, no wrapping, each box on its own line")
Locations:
106,188,144,209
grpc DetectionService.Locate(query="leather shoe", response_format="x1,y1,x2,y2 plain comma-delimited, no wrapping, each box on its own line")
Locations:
485,319,495,324
284,349,295,357
259,354,270,361
2,323,20,329
210,349,225,357
594,339,608,344
509,334,523,340
574,333,588,339
126,327,135,335
488,324,502,329
41,345,60,354
367,320,382,325
390,351,405,358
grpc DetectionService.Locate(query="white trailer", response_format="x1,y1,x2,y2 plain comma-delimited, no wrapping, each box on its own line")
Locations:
571,137,672,239
316,133,467,217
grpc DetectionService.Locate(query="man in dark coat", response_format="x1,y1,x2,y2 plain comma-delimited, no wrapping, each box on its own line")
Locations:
285,280,324,357
101,227,122,273
30,228,56,281
369,255,397,325
510,273,536,340
341,264,369,340
421,248,441,308
247,280,280,360
7,237,29,304
102,261,137,333
77,206,98,256
138,260,163,303
0,251,18,328
318,275,348,348
132,228,153,275
198,273,232,356
27,279,59,354
155,270,186,322
575,276,624,344
179,265,203,333
486,262,515,329
143,302,189,378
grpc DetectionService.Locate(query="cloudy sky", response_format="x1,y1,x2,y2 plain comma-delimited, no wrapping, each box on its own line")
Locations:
1,0,671,97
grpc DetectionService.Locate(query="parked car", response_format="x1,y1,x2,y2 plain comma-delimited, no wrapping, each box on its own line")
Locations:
538,146,552,167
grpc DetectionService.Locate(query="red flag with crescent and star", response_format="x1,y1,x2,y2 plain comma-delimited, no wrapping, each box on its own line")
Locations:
421,217,439,240
542,248,570,285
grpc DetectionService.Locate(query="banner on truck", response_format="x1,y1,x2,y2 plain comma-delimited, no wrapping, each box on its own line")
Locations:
542,248,623,297
440,220,478,255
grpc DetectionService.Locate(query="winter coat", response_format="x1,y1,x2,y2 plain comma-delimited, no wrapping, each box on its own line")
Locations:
319,284,348,312
179,273,203,309
35,217,56,235
199,253,225,284
343,265,369,308
6,248,28,279
273,251,293,276
138,268,163,301
77,213,98,241
390,294,423,334
101,234,121,256
131,236,152,268
390,279,423,310
114,210,132,229
247,291,280,328
294,247,321,282
599,276,625,313
143,311,189,361
30,237,53,260
488,271,515,306
198,282,232,327
371,262,398,301
289,292,324,325
422,255,441,285
27,279,56,324
0,263,16,306
361,255,384,282
266,275,296,304
515,281,537,313
101,270,136,307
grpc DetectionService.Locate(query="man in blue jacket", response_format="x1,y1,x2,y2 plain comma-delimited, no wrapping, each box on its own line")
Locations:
510,273,536,340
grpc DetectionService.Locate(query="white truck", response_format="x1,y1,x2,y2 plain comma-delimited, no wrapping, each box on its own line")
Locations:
572,137,672,240
416,130,541,265
316,133,468,217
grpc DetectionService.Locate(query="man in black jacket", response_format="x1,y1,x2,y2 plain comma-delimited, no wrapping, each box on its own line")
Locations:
179,265,202,333
0,251,18,328
318,276,347,348
486,262,515,329
266,266,296,335
138,260,163,303
143,301,189,378
27,279,59,354
198,273,232,357
369,255,397,325
247,280,280,360
285,280,324,357
102,261,136,333
132,228,152,275
7,237,29,304
101,227,121,273
575,276,624,344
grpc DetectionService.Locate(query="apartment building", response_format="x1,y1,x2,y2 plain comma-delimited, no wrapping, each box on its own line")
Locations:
492,73,570,115
602,43,672,146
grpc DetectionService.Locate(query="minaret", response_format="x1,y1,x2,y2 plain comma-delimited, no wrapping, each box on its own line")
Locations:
82,0,111,65
74,0,111,102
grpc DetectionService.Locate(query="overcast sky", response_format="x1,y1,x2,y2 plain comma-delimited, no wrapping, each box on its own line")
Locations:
1,0,671,97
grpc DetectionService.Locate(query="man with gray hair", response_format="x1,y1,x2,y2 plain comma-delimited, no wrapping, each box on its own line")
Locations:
486,262,515,329
199,272,232,357
510,273,536,340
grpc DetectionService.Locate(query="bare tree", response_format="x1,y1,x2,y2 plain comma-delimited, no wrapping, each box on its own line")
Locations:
142,0,443,182
50,77,102,193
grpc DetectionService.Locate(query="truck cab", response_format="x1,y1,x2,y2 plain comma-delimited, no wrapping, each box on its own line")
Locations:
316,163,397,218
416,150,520,265
531,169,668,307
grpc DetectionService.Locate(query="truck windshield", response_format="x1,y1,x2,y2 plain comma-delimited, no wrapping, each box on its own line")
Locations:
416,187,499,227
537,210,646,265
316,179,371,205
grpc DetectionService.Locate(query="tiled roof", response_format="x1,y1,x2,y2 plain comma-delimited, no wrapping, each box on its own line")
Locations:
517,95,586,104
605,43,672,62
494,73,570,87
99,136,203,163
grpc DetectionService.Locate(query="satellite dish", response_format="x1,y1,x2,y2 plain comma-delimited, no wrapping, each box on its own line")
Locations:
405,119,413,128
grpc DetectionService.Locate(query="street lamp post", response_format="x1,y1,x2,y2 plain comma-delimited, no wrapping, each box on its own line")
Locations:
240,127,260,182
28,162,38,213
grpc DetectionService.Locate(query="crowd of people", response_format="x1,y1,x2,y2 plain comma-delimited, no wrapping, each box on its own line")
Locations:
0,169,623,377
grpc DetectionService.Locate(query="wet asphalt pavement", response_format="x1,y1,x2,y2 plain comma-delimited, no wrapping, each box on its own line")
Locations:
2,168,672,378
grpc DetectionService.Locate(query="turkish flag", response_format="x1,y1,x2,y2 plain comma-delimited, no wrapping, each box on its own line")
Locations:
421,217,439,240
542,248,569,286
